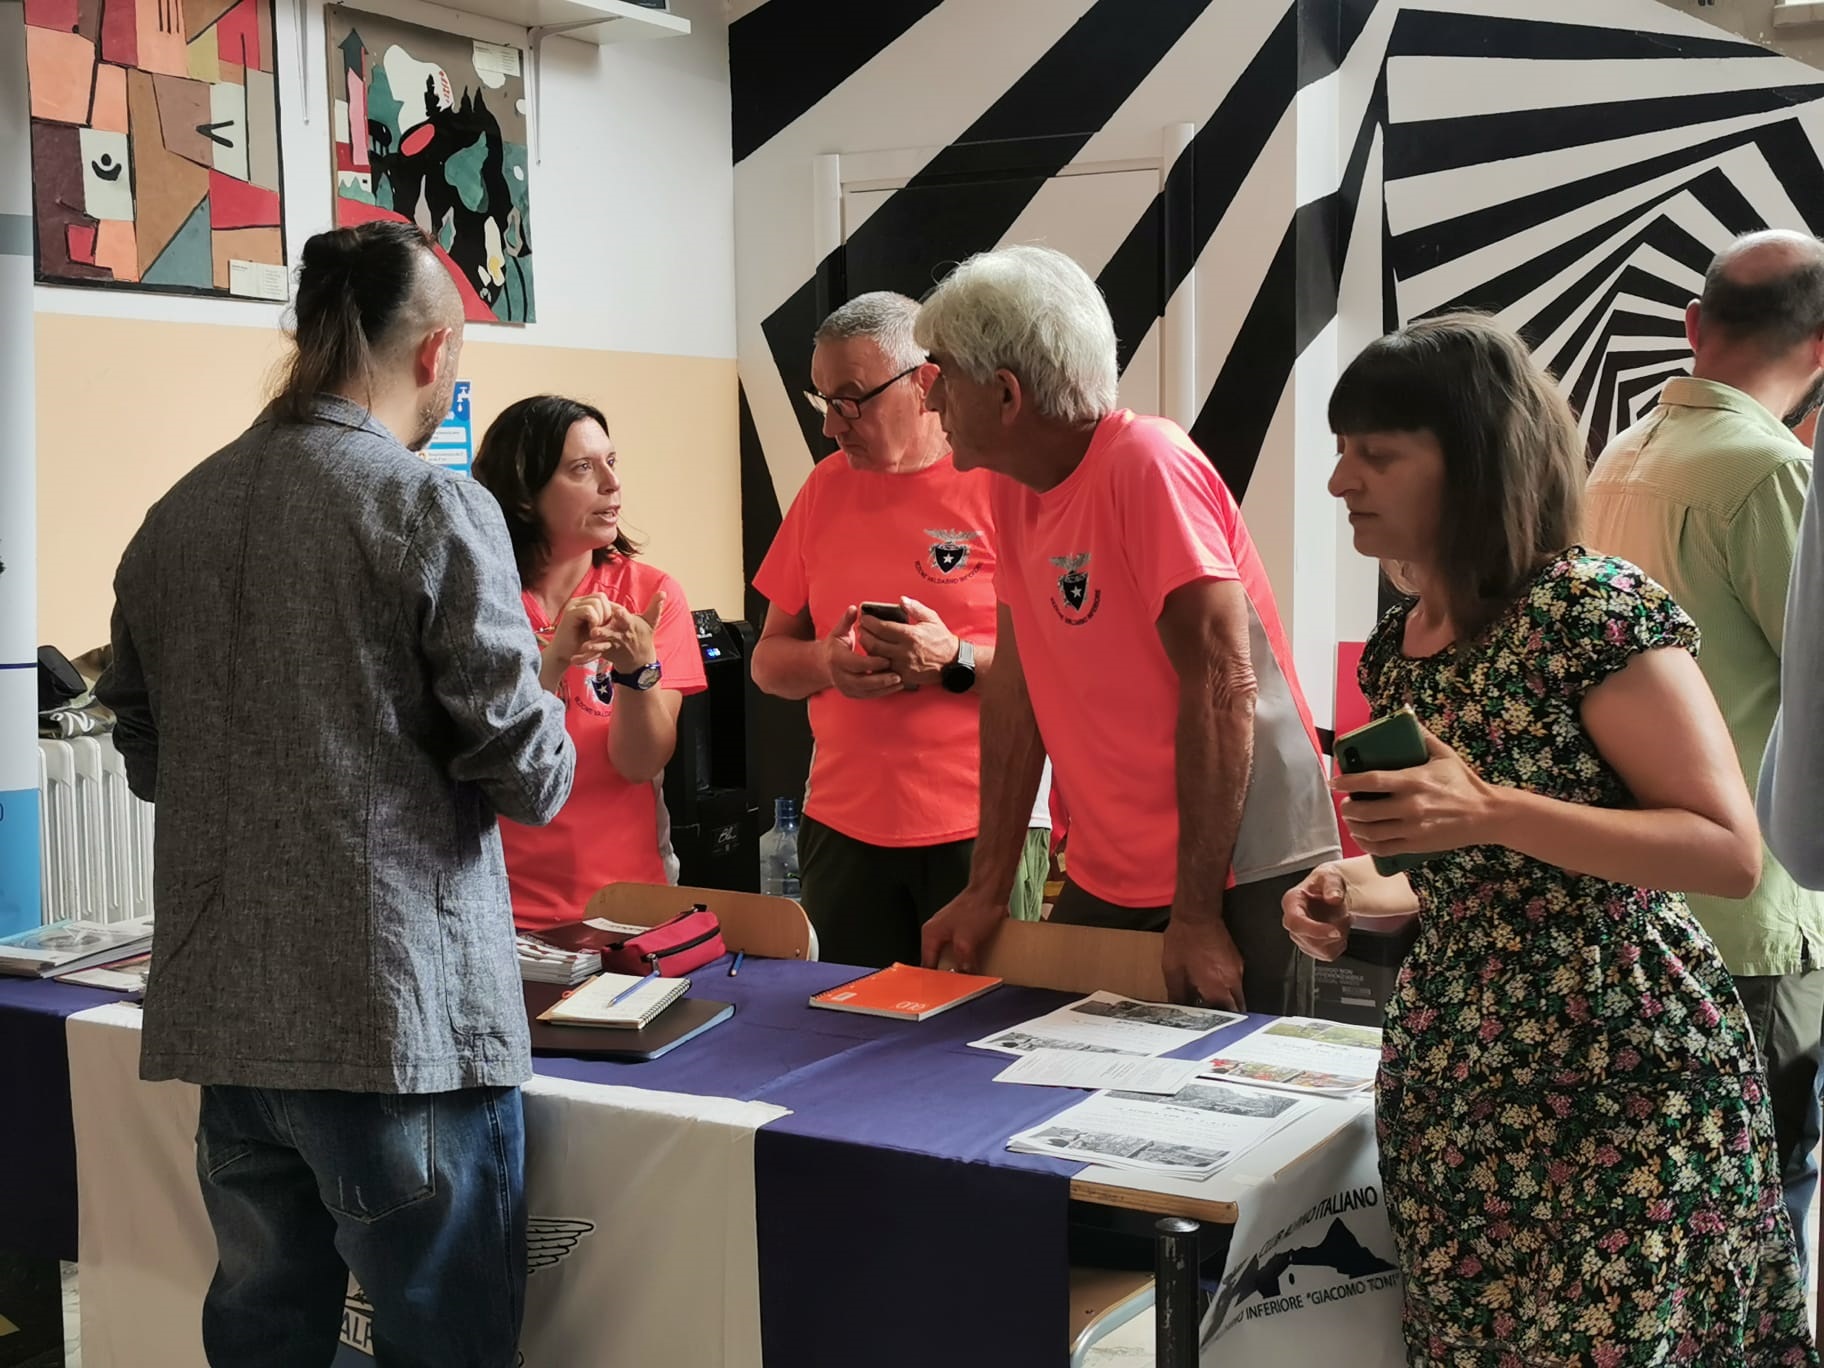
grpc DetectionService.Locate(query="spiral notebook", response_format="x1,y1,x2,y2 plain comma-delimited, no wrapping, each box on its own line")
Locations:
534,971,690,1030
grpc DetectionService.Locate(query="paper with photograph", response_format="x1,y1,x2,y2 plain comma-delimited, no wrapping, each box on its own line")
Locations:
1200,1017,1381,1095
1007,1078,1319,1177
970,991,1244,1058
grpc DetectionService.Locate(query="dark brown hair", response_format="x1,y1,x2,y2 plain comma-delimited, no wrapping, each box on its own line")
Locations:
472,395,642,586
270,221,449,424
1328,312,1584,640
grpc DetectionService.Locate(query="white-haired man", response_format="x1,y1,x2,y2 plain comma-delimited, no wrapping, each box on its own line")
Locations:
751,292,1051,968
916,246,1339,1010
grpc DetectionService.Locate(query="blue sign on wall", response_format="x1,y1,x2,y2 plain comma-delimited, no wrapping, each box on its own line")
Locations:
426,380,473,477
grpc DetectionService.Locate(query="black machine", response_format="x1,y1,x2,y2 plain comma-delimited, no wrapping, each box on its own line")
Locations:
662,610,760,891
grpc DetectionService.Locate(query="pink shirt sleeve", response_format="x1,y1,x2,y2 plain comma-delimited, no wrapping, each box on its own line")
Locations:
1115,441,1241,623
752,477,812,616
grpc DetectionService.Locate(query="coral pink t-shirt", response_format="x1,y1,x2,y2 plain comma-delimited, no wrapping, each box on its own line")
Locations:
990,411,1338,905
753,453,998,846
499,557,707,932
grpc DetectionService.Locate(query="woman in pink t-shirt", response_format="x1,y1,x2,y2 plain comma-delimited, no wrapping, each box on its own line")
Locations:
472,396,706,932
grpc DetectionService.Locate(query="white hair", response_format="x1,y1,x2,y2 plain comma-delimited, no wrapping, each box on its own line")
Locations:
813,292,927,372
913,245,1118,424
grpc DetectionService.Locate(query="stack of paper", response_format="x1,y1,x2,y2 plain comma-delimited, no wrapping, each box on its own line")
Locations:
1199,1017,1381,1096
57,952,152,992
0,918,155,979
970,991,1242,1059
1007,1078,1318,1178
993,1051,1206,1095
516,933,600,986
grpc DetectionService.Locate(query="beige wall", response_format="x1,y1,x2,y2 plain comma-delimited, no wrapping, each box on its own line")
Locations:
36,313,743,651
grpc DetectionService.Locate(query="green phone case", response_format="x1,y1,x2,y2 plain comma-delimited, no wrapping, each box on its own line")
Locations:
1333,709,1433,876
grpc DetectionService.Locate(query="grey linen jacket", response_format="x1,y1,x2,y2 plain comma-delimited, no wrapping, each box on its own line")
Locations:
97,395,575,1093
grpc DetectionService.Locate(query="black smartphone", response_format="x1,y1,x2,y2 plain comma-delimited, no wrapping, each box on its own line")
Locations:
1333,708,1433,877
858,601,910,625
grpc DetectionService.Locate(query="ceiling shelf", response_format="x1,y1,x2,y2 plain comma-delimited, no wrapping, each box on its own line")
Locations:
458,0,690,45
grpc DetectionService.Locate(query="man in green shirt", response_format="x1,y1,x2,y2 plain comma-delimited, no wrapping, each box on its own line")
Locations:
1586,229,1824,1266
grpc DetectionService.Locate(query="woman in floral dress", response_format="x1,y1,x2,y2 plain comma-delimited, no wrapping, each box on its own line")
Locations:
1283,313,1815,1365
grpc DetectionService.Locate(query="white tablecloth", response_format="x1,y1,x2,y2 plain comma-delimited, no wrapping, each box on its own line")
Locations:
65,1003,787,1367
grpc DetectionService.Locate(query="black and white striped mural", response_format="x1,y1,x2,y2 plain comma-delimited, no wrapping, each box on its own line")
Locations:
1383,3,1824,460
729,0,1824,800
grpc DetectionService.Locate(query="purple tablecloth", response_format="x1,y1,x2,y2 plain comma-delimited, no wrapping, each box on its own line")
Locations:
0,976,135,1261
536,958,1096,1368
1,958,1270,1366
532,957,1269,1368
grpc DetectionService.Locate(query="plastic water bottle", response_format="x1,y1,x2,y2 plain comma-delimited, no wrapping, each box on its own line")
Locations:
759,797,801,898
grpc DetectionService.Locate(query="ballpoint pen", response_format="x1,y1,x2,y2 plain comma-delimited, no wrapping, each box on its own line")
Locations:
728,951,745,978
604,968,659,1007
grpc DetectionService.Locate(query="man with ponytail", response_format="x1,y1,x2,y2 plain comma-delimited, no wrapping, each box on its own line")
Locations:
98,220,574,1367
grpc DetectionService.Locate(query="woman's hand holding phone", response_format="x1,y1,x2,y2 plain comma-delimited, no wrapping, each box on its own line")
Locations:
1333,717,1500,866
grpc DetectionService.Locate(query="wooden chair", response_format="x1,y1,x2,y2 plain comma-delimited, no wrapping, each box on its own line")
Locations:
1067,1266,1153,1366
947,918,1169,1002
583,882,818,962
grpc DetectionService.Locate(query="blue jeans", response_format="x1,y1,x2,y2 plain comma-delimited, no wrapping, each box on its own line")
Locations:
195,1084,526,1368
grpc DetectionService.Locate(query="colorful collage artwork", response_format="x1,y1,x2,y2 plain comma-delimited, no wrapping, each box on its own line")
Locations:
23,0,286,296
328,7,536,324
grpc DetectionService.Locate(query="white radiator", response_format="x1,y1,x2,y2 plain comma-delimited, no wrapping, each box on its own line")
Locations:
38,735,154,924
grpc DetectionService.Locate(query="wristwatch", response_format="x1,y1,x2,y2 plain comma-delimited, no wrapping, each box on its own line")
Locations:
609,661,663,691
939,639,976,694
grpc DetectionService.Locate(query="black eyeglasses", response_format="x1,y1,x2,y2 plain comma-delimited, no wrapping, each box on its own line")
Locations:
803,365,919,421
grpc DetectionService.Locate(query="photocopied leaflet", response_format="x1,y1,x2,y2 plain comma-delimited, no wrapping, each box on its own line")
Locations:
992,1050,1206,1095
1199,1017,1382,1096
1007,1079,1319,1178
969,991,1243,1059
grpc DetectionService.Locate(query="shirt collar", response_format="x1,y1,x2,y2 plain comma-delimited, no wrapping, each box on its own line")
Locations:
255,393,404,447
1658,375,1788,433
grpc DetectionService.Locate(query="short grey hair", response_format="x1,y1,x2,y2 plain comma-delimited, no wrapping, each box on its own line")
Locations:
914,245,1118,424
813,292,927,372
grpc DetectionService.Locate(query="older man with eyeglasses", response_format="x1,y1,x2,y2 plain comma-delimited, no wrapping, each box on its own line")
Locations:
751,292,1052,968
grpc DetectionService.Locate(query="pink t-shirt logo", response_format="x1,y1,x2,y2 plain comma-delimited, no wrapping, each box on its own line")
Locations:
919,527,986,583
1049,551,1100,624
583,669,614,713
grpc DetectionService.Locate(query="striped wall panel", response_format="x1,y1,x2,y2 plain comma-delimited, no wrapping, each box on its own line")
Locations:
729,0,1824,800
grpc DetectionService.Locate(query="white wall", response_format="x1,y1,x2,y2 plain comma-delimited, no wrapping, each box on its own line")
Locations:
32,0,738,361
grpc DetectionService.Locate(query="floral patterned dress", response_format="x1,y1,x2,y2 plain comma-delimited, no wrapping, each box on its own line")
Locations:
1361,551,1816,1366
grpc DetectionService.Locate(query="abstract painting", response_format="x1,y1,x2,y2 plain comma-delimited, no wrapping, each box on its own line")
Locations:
23,0,286,296
327,6,534,324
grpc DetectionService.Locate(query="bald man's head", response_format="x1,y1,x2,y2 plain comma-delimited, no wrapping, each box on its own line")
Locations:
1699,229,1824,358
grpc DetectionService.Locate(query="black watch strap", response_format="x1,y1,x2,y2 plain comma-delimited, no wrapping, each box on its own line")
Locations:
940,639,977,693
609,661,662,690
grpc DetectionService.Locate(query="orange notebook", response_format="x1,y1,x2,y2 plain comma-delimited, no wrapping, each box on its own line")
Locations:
808,963,1002,1021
